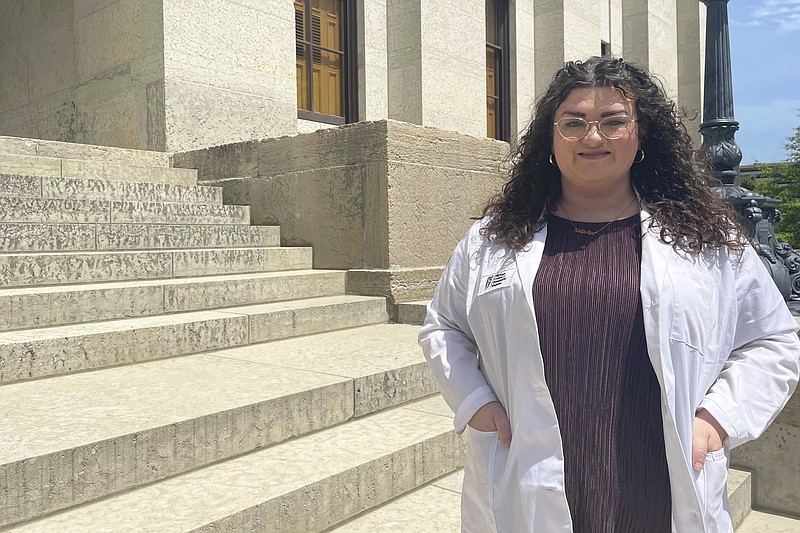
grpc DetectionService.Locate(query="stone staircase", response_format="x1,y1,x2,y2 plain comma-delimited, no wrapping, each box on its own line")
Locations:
0,139,458,532
1,137,797,532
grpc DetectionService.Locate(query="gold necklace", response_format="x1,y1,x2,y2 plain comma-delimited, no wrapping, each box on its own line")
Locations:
559,196,638,236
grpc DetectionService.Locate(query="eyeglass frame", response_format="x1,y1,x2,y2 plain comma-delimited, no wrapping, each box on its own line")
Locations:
552,115,638,141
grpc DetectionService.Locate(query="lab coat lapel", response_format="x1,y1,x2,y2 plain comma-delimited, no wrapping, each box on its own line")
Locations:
514,224,548,317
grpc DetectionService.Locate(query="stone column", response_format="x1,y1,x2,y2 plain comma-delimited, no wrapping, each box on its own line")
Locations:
677,0,705,148
387,0,486,137
622,0,679,97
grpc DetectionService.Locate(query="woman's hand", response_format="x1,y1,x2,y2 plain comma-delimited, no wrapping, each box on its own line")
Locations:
691,409,728,471
468,401,512,448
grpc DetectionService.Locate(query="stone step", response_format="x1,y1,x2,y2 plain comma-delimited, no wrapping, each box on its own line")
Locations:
0,324,439,529
0,196,249,225
0,222,279,252
0,135,171,167
0,174,222,205
396,299,429,325
0,152,196,184
736,511,800,532
0,294,388,383
0,151,195,182
0,269,345,332
0,246,312,288
330,468,756,532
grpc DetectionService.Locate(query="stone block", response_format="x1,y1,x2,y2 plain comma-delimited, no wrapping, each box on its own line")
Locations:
0,135,170,167
235,166,365,270
0,223,96,252
0,311,249,383
26,21,76,103
732,419,800,519
0,250,172,287
75,0,147,82
0,173,41,198
97,223,279,250
0,197,110,224
41,177,222,205
162,77,296,153
396,300,430,325
172,140,259,182
726,469,751,530
0,153,61,178
233,295,389,343
347,267,444,305
163,270,345,312
172,247,313,277
0,282,165,331
61,159,197,185
109,201,249,225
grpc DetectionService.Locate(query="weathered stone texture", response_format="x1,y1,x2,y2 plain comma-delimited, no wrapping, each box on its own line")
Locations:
97,223,278,250
732,391,800,519
0,283,164,332
0,197,110,224
0,223,96,252
0,174,41,198
163,271,345,313
41,177,221,204
172,247,313,277
0,251,173,287
241,296,389,343
0,135,169,166
0,313,249,383
109,201,249,225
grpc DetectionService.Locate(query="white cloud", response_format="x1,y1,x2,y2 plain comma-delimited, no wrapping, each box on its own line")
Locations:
746,0,800,32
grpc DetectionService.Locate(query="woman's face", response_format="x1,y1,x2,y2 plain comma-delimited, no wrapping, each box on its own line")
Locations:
551,86,639,195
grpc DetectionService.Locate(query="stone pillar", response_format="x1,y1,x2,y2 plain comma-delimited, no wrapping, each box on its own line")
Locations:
509,0,536,140
677,0,706,148
387,0,423,125
533,0,613,97
387,0,486,137
622,0,679,97
358,0,389,122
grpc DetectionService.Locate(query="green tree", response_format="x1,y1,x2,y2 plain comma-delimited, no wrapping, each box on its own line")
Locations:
742,112,800,248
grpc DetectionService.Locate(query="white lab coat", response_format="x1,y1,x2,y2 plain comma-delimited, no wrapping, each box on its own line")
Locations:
419,206,800,532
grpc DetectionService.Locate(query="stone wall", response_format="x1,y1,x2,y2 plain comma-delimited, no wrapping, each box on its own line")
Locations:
161,1,297,152
0,0,166,150
732,389,800,519
173,119,508,303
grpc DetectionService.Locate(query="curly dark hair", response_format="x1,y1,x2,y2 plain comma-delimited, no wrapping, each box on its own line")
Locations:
481,56,746,253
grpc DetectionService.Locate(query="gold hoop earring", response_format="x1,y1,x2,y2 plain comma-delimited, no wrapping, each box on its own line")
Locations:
549,154,557,166
634,149,645,163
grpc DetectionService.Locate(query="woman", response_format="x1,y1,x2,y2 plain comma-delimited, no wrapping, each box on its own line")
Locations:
418,56,800,532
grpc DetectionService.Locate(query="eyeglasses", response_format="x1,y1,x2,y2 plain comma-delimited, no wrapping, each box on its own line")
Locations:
553,115,637,141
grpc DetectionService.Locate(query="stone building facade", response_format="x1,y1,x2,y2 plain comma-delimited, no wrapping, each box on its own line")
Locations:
0,0,706,153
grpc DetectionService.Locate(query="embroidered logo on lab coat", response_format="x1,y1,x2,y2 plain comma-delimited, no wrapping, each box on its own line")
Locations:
479,269,513,295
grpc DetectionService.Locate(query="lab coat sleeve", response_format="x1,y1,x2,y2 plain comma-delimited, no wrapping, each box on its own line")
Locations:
699,245,800,449
418,225,497,434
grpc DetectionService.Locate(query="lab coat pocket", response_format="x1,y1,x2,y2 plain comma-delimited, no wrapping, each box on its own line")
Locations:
669,267,719,357
461,427,503,533
700,448,733,532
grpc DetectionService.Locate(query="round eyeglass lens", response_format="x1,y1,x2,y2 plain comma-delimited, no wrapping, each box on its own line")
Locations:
555,116,633,140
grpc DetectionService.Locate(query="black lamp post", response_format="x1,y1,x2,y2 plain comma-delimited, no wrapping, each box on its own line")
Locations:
700,0,798,300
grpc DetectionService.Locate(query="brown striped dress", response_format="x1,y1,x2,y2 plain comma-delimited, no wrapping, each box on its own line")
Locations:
532,214,672,533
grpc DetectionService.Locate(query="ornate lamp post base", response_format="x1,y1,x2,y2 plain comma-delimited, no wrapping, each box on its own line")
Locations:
700,0,797,301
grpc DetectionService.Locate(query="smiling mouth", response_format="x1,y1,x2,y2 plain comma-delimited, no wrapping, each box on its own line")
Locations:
578,151,611,158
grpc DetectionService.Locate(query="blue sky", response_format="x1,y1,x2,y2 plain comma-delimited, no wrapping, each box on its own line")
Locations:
728,0,800,163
